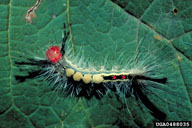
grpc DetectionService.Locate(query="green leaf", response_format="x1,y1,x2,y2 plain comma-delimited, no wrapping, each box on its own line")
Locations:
0,0,192,128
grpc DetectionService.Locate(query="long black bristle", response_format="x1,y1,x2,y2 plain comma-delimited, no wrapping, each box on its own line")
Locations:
128,75,167,84
61,23,70,56
15,70,42,82
132,79,166,121
15,59,50,66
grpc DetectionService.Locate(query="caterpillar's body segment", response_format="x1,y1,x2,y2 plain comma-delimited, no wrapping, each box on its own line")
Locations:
15,23,172,121
57,56,165,84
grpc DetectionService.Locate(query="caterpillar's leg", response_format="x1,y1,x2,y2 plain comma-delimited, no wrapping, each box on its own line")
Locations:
61,23,70,56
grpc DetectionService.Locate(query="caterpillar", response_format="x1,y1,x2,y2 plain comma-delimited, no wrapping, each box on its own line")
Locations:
15,23,176,121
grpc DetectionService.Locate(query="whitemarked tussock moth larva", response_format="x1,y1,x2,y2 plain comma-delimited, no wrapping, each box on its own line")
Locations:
15,23,178,121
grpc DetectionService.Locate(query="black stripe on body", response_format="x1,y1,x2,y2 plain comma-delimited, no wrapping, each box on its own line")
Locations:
103,74,167,84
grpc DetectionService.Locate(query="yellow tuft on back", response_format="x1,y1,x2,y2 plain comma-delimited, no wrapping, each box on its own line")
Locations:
73,72,83,81
83,74,92,84
93,74,104,84
66,68,75,77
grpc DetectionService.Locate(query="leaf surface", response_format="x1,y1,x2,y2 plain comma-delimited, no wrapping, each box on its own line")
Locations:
0,0,192,128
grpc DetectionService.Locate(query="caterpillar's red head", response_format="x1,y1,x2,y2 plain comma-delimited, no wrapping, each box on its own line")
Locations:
46,46,62,64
